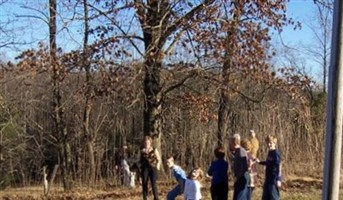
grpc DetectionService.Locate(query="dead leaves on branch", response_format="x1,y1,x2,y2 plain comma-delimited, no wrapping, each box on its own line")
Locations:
176,92,214,123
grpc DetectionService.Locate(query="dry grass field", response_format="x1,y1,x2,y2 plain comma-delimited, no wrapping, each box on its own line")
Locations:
1,176,342,200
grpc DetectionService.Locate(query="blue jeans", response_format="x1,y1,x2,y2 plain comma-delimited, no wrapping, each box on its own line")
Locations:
167,183,182,200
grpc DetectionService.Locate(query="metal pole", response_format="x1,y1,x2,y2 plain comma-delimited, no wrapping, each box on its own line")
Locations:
322,0,343,199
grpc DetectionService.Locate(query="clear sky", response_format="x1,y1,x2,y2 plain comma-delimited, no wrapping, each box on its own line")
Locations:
273,0,330,82
0,1,320,52
281,0,318,44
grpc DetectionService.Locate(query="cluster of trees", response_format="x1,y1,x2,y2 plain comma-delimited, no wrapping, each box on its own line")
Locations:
0,0,332,192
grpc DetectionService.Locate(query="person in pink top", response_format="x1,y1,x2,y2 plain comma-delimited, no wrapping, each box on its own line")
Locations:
242,139,257,200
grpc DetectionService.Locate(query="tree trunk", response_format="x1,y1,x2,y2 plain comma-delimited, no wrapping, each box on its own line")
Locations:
49,0,71,191
217,89,230,147
87,140,96,184
217,4,242,147
82,0,96,185
143,58,163,155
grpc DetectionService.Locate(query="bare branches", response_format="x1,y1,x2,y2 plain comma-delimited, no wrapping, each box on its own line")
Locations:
163,70,197,95
87,3,144,57
313,0,334,11
16,5,49,25
165,0,215,38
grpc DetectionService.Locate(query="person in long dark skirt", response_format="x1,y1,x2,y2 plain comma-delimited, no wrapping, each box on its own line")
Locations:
256,135,282,200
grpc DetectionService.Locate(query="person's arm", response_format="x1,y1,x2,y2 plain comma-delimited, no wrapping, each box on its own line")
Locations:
278,162,283,181
255,157,266,165
139,150,143,165
236,156,248,178
174,166,186,192
183,179,188,200
258,160,266,165
207,162,213,176
179,179,185,193
274,151,282,187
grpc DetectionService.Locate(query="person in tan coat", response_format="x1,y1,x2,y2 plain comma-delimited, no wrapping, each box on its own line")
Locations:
248,130,259,159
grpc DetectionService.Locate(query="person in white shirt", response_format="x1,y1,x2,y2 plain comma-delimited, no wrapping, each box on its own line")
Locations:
184,167,203,200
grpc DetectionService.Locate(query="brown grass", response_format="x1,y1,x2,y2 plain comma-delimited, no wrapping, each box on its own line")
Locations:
0,177,343,200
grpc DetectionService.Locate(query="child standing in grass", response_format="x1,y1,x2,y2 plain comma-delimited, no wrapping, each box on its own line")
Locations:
184,167,204,200
207,146,229,200
256,135,282,200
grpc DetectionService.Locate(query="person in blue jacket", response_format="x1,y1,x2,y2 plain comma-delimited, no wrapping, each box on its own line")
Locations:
166,155,187,200
207,146,229,200
256,135,282,200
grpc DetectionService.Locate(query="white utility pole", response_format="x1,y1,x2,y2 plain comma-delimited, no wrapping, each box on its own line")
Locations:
322,0,343,199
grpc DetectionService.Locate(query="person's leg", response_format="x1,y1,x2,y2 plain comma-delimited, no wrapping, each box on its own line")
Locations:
233,180,239,200
218,181,228,200
210,184,217,200
247,187,251,200
141,167,149,200
150,167,159,200
233,175,248,200
167,184,181,200
270,184,280,200
262,183,271,200
249,187,255,200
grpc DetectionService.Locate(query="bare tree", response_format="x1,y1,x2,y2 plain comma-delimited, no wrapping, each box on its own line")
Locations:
81,0,97,185
306,0,333,93
49,0,72,191
211,1,293,145
87,0,217,155
0,0,27,49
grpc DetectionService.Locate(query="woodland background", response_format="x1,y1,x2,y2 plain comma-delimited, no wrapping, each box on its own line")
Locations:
0,0,340,198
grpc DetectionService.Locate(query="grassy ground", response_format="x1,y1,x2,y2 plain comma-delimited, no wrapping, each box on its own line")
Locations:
0,187,338,200
0,177,343,200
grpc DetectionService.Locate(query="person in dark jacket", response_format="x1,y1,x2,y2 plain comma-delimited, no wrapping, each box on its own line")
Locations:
256,135,282,200
229,134,249,200
207,146,229,200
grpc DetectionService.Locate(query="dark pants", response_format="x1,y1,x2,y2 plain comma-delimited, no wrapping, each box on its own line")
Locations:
233,173,249,200
210,181,228,200
141,166,159,200
247,187,254,200
262,182,279,200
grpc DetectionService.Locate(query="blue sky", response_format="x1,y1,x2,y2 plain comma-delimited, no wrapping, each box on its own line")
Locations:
281,0,317,44
271,0,330,82
1,1,319,50
0,0,326,80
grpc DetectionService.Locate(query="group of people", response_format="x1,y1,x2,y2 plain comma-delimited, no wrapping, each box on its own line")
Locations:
227,130,282,200
117,129,282,200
